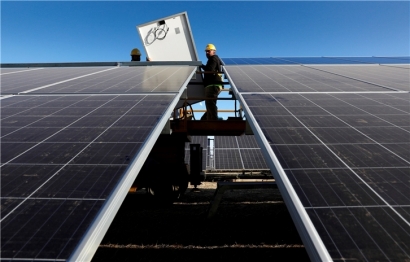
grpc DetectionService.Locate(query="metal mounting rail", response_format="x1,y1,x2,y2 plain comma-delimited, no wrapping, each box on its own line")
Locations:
171,119,248,136
0,61,203,68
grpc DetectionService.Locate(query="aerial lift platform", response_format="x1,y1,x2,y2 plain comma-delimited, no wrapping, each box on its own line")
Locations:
131,69,254,200
171,78,250,137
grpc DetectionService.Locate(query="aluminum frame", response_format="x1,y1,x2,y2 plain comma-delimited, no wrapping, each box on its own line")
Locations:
0,61,202,68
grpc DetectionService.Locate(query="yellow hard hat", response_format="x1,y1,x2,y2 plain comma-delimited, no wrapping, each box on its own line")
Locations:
131,48,141,56
205,44,216,51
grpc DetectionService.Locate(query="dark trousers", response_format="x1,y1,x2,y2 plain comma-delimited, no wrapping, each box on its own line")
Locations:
201,84,222,120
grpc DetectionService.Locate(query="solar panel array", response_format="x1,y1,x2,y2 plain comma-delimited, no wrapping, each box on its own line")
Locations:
1,65,196,261
2,57,409,261
214,136,269,170
1,66,196,94
222,57,410,261
222,56,410,66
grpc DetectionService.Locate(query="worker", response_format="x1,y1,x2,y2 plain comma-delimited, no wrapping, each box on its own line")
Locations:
200,44,224,120
130,48,142,61
131,48,151,61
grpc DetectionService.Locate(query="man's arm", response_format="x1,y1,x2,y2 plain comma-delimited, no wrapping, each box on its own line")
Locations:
202,56,219,72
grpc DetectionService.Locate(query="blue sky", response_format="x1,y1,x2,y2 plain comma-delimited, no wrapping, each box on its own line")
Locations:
1,1,409,119
1,1,409,63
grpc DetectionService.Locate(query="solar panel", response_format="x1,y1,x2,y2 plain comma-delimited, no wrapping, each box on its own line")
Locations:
275,57,365,65
219,65,393,93
236,135,261,148
224,59,410,261
215,136,238,148
240,149,269,170
1,68,45,74
222,57,410,66
1,66,196,95
327,56,410,64
214,136,269,170
1,67,116,94
1,65,196,261
308,65,409,91
214,148,242,170
221,57,294,65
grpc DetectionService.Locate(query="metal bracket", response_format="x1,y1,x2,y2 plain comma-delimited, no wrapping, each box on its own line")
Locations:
161,119,172,135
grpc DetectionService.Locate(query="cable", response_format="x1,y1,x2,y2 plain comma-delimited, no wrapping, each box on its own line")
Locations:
144,28,157,46
144,23,169,46
155,24,169,40
188,103,195,120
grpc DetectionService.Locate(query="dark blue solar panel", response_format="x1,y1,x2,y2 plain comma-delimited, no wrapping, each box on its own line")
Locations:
221,57,295,65
1,66,196,95
275,57,365,64
1,199,104,260
0,63,195,261
223,65,390,93
235,89,410,261
214,136,269,170
329,56,410,64
0,67,115,94
221,57,410,66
